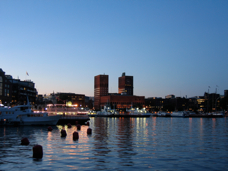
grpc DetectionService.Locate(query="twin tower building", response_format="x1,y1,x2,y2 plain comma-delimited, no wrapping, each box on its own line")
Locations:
94,72,144,110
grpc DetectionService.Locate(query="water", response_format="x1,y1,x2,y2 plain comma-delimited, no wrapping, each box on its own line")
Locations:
0,117,228,170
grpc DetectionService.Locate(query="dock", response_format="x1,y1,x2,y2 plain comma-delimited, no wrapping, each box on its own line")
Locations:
88,114,151,118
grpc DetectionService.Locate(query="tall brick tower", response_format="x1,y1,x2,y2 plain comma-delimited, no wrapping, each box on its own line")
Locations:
94,74,108,110
118,72,133,96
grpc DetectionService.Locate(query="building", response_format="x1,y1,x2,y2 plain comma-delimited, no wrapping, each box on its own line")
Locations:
11,79,37,105
204,92,220,112
94,73,144,111
100,94,145,110
196,96,206,111
85,96,94,109
94,74,109,110
118,72,133,95
224,90,228,97
0,69,12,105
0,68,37,106
55,92,85,107
145,97,164,112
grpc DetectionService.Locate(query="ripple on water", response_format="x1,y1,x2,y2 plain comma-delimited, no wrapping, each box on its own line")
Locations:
0,118,228,170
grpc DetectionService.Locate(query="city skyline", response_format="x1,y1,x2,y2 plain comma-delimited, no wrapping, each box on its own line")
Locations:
1,1,228,98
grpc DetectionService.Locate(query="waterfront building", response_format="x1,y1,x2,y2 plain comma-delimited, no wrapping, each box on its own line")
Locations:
222,90,228,111
204,92,220,112
94,73,144,111
55,92,85,107
0,68,37,106
118,72,133,95
11,78,37,105
100,94,145,111
94,74,109,110
145,97,164,112
0,68,12,105
195,96,206,111
85,96,94,109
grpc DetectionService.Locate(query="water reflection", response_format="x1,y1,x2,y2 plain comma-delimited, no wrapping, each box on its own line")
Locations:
91,117,112,170
116,118,135,166
0,117,228,170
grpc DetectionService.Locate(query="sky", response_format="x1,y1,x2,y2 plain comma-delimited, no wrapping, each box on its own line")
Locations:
0,0,228,98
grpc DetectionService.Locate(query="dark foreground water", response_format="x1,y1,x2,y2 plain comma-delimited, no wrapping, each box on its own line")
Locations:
0,117,228,171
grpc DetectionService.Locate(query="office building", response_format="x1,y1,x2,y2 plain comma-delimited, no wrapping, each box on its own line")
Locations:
94,74,108,110
118,72,133,95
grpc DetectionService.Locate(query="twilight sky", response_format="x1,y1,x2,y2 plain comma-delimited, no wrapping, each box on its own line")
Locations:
1,0,228,98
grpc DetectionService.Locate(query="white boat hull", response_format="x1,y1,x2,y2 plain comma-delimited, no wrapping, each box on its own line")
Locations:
20,115,61,125
0,97,61,126
171,111,188,117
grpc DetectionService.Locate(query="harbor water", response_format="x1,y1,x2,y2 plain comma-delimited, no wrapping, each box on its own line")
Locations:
1,117,228,170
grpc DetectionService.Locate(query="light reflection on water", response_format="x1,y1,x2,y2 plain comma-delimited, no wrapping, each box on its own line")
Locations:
0,117,228,170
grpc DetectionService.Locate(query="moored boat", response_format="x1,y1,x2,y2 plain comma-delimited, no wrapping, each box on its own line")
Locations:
188,111,224,118
95,106,119,116
87,110,97,117
126,107,151,117
155,111,171,117
0,99,61,126
46,104,90,124
171,111,189,117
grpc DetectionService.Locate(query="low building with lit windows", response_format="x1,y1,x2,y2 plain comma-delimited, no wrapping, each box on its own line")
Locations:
55,92,85,107
100,94,145,111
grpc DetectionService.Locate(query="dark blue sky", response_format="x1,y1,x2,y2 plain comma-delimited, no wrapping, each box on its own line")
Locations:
1,0,227,97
